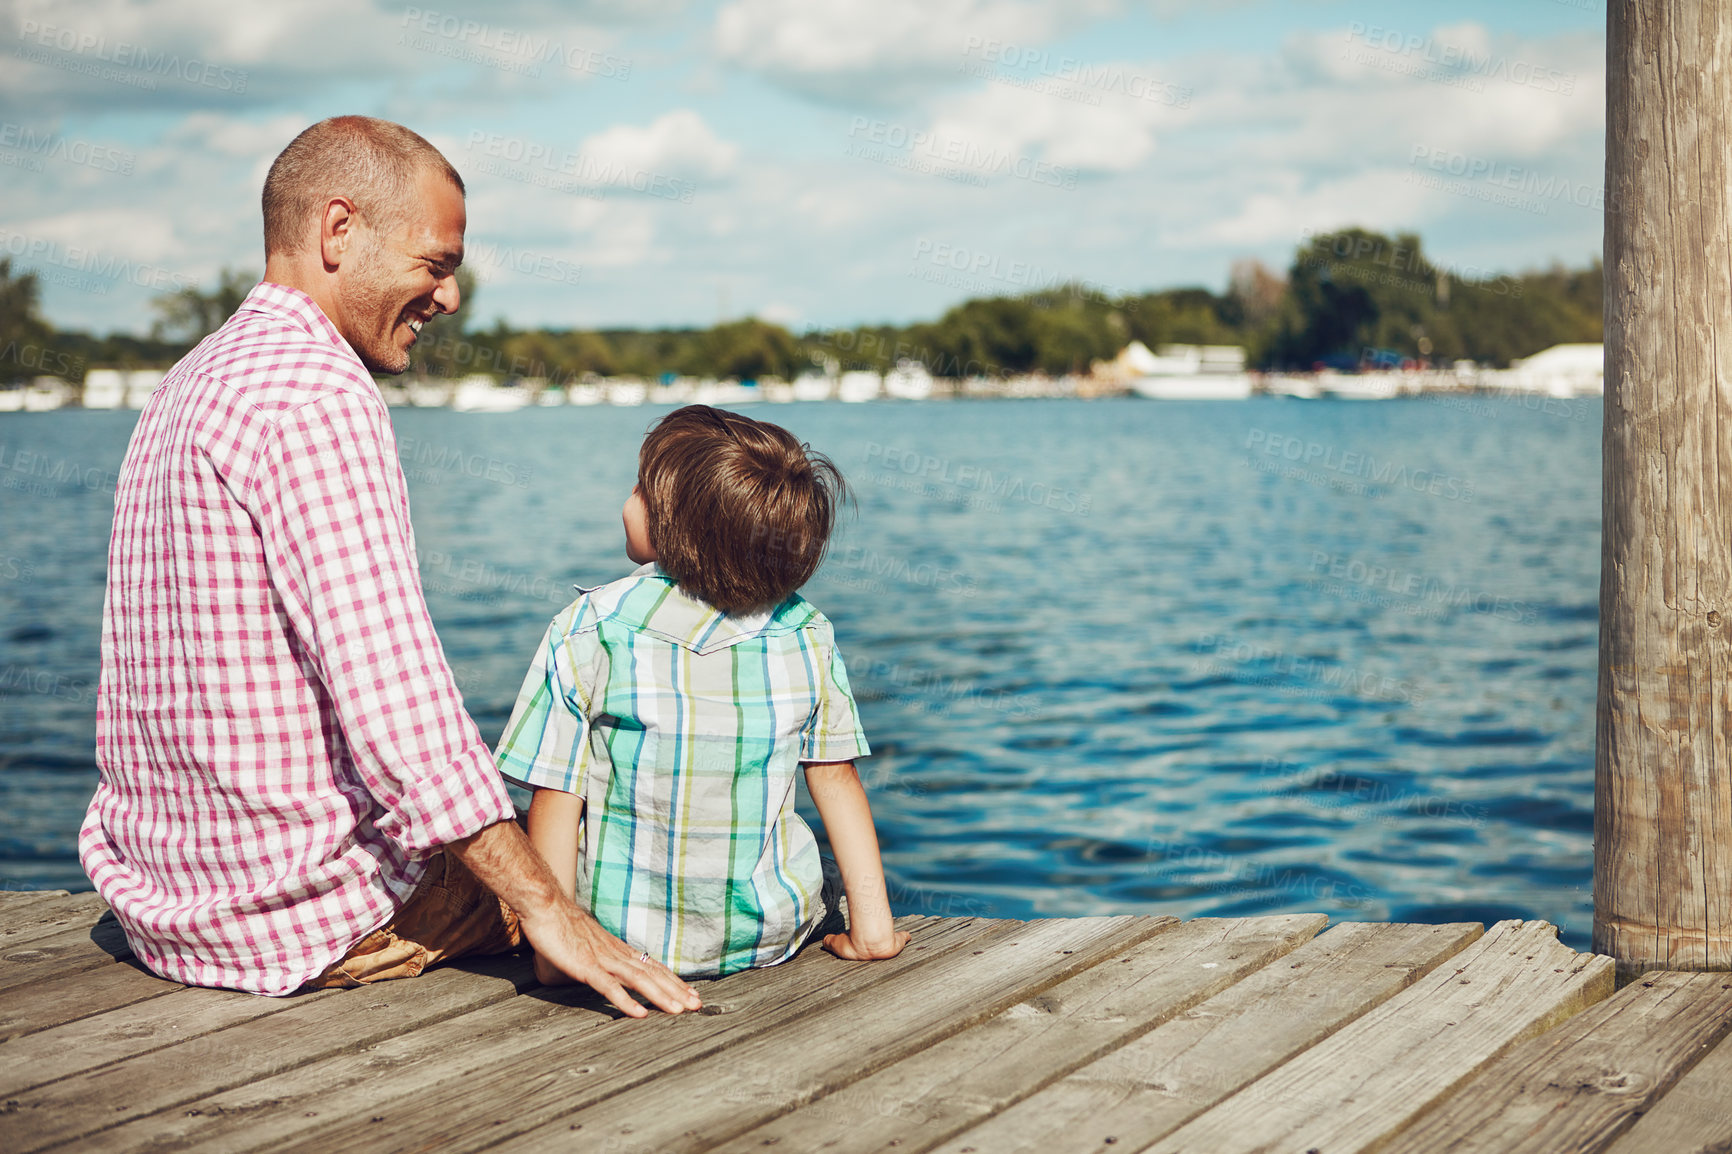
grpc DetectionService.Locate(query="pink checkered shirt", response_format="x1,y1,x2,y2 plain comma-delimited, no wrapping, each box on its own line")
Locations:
80,282,513,996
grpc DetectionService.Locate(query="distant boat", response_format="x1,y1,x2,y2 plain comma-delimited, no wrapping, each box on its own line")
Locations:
791,373,834,402
1319,372,1401,401
1264,374,1322,399
838,370,881,403
0,387,23,413
566,383,605,406
1132,375,1254,400
1130,343,1252,400
83,370,126,409
451,375,530,412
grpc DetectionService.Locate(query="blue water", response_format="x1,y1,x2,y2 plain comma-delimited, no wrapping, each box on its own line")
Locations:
0,396,1601,947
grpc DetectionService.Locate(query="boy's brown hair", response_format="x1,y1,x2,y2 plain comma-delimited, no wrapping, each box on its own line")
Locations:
637,405,846,614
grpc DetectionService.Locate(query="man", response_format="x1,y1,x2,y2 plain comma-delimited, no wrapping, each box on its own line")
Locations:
79,116,700,1015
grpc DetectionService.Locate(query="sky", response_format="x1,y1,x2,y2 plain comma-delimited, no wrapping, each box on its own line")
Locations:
0,0,1606,337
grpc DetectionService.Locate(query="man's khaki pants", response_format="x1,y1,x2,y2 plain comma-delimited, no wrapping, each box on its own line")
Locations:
304,850,522,989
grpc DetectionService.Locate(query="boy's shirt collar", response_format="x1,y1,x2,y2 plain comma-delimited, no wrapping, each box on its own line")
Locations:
572,563,818,655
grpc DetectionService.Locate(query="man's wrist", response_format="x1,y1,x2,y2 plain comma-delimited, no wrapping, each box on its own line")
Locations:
448,818,567,920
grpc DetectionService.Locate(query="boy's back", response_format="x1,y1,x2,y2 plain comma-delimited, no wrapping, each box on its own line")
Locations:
497,564,869,976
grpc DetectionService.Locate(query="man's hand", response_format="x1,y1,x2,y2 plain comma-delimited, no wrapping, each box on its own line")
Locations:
823,927,911,961
516,899,701,1016
449,819,701,1017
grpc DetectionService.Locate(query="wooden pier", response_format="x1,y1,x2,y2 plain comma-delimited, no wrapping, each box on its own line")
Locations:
3,890,1730,1153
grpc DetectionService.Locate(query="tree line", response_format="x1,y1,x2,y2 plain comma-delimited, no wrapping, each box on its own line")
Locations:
0,228,1602,386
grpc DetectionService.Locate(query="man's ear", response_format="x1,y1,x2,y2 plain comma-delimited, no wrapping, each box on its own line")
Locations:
319,197,360,272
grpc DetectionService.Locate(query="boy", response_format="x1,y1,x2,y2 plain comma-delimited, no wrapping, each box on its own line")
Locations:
495,405,909,980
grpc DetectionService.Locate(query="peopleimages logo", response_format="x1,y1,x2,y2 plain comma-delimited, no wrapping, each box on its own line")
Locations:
465,132,697,204
845,117,1078,191
907,239,1132,311
1342,22,1576,95
959,36,1193,108
0,340,85,379
1244,428,1476,503
1298,229,1522,299
0,123,134,174
1407,145,1607,214
863,442,1092,516
396,436,533,488
17,19,249,92
0,228,198,294
399,8,631,80
1308,551,1537,624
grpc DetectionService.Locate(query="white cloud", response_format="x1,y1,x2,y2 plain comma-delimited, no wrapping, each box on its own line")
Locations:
1187,170,1435,247
2,4,1608,336
756,301,801,326
1,0,632,114
714,0,1112,104
165,112,304,159
924,65,1188,176
578,110,739,184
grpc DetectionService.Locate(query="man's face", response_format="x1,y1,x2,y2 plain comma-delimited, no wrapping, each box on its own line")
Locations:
336,167,465,375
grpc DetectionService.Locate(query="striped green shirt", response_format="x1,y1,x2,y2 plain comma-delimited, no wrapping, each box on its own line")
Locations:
494,565,870,977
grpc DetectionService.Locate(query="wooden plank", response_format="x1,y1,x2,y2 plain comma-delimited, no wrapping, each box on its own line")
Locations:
1382,971,1732,1154
0,893,62,919
0,889,65,910
711,914,1329,1154
1602,998,1732,1154
0,960,181,1042
0,891,110,949
500,915,1178,1154
0,981,324,1099
0,911,134,992
930,920,1486,1154
257,915,1039,1154
75,981,619,1154
0,952,535,1153
78,915,976,1154
1141,920,1615,1154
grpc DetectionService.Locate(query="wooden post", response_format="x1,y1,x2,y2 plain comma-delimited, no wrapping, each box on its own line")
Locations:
1597,1,1732,979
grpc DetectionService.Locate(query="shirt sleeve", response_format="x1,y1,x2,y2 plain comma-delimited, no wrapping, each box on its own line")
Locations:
243,388,513,854
800,630,872,763
494,606,598,794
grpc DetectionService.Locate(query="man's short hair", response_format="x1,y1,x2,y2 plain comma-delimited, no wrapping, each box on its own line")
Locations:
638,405,846,614
262,116,464,256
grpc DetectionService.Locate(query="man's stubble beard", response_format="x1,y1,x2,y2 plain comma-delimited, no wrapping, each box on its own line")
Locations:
340,234,411,376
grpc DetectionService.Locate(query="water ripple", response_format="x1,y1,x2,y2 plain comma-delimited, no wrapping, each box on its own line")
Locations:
0,400,1599,947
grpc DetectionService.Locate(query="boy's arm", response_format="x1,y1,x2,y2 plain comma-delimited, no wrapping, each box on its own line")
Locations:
803,760,909,960
524,787,587,986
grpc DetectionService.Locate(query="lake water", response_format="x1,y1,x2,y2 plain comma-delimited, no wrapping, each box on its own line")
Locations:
0,395,1601,947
